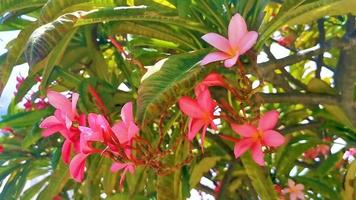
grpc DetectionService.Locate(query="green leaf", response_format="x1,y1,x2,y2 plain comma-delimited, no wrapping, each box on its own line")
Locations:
240,154,279,200
20,176,50,200
343,161,356,199
307,78,336,95
74,6,207,33
315,152,343,176
295,176,341,199
37,160,70,199
189,156,221,188
137,49,210,125
22,123,43,149
0,108,52,129
0,0,46,16
257,0,356,49
0,24,39,93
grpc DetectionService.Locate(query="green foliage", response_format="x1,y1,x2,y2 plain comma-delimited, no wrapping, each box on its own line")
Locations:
0,0,355,199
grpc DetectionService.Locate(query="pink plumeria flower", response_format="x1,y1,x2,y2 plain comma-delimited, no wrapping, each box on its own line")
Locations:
179,89,217,151
304,144,330,160
343,148,356,160
195,72,227,96
112,102,139,158
111,162,135,190
282,179,305,200
231,110,285,166
69,153,88,182
201,13,258,68
39,91,85,164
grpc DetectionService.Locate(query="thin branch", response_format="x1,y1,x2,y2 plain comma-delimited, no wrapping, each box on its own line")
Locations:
280,122,322,134
259,93,339,105
280,68,307,90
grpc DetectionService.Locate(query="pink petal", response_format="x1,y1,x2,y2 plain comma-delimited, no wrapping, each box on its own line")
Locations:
41,125,63,137
288,179,295,188
61,139,72,164
188,118,205,141
178,97,205,118
121,102,134,125
233,138,253,158
297,192,305,200
290,193,297,200
71,93,79,115
65,115,72,129
200,124,208,152
127,122,139,140
200,52,231,66
69,153,88,182
251,143,264,166
112,122,129,144
224,54,239,68
296,184,304,190
201,73,226,87
231,124,257,137
197,89,216,112
238,31,258,55
228,13,248,50
194,84,208,97
258,110,279,131
111,162,127,172
79,114,86,126
262,130,285,147
39,116,61,128
281,188,290,194
201,33,231,53
47,91,71,115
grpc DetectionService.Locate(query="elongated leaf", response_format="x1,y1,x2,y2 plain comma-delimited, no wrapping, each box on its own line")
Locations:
20,176,50,200
0,108,52,128
39,0,119,23
295,176,341,199
137,49,210,125
257,0,356,49
315,152,343,176
343,161,356,200
37,160,70,199
240,154,279,200
0,0,46,16
189,156,221,188
75,6,207,33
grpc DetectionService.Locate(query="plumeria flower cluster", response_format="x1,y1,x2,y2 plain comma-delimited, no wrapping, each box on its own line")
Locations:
179,13,285,166
303,137,331,160
39,91,139,189
282,179,305,200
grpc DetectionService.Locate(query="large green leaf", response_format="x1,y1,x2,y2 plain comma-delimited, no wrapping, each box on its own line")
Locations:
189,156,221,188
240,154,279,200
37,160,70,199
295,176,341,199
0,108,52,128
257,0,356,49
74,6,207,33
0,0,46,16
39,0,119,23
136,49,210,125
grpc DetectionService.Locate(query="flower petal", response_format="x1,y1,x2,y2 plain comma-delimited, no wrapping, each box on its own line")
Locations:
296,184,304,190
71,93,79,115
258,110,279,131
200,52,231,66
61,139,72,164
69,153,88,182
201,33,231,53
231,124,257,137
234,138,253,158
197,89,216,112
112,122,128,144
111,162,127,172
251,142,264,166
224,54,239,68
238,31,258,55
262,130,285,147
47,91,71,114
288,179,295,188
188,118,205,141
39,116,61,128
228,13,248,50
121,102,134,125
41,125,64,137
290,193,297,200
127,122,139,140
179,97,205,118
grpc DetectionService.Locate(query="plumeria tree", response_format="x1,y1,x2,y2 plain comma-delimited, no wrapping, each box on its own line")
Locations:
0,0,356,199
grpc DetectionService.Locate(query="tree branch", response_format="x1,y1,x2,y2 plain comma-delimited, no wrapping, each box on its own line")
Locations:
259,93,339,105
280,122,322,134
